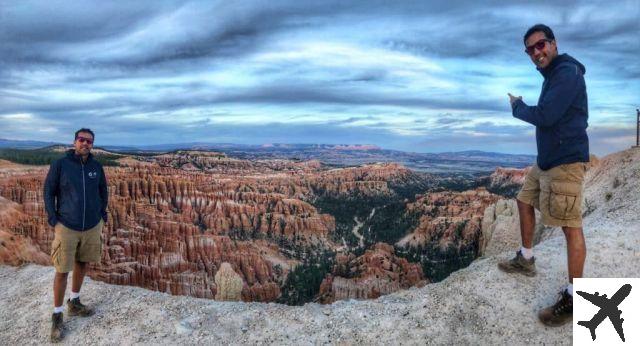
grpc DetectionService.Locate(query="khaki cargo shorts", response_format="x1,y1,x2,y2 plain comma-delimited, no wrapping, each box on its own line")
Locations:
516,162,587,228
51,220,103,273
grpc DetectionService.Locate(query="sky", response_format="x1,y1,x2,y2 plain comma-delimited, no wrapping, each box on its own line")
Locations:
0,0,638,155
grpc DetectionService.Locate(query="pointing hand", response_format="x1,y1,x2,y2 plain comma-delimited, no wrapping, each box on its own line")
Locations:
508,93,522,107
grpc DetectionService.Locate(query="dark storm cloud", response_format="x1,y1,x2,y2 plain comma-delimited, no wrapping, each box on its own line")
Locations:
1,1,471,67
1,3,284,68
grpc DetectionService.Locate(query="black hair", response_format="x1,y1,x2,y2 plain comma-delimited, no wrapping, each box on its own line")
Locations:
75,128,95,140
524,24,555,44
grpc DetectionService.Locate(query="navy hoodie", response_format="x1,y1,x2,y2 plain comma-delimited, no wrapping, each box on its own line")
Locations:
44,150,108,231
512,53,590,170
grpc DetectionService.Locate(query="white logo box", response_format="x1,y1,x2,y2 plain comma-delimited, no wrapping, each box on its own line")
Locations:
574,278,640,345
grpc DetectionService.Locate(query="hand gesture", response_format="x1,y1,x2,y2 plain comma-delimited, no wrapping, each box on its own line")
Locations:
508,93,522,106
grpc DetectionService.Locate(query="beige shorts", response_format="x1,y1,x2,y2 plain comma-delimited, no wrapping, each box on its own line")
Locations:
516,162,587,228
51,220,103,273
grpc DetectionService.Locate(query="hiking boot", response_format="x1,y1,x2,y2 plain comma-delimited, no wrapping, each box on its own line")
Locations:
497,250,536,277
50,312,63,343
67,297,94,317
539,289,573,326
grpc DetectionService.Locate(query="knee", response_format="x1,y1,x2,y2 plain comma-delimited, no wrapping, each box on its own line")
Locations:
75,261,89,268
563,227,586,246
517,199,534,213
54,272,69,281
562,226,584,237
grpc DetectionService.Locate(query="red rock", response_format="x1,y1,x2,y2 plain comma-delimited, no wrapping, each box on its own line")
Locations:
0,153,476,303
318,243,427,303
397,188,500,251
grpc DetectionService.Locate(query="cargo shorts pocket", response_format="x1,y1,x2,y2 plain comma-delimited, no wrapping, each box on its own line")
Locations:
549,180,581,220
50,238,61,266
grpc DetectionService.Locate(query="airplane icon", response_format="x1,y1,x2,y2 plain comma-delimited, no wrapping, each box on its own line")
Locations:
576,283,632,342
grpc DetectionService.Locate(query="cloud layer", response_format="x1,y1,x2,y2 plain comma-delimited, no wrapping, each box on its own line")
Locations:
1,0,638,155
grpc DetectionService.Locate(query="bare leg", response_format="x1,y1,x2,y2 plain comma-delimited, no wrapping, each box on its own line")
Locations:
53,272,69,307
71,261,89,294
562,226,586,283
517,199,536,248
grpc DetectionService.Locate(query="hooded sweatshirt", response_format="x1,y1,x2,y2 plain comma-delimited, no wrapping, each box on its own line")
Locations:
44,150,108,231
512,53,590,170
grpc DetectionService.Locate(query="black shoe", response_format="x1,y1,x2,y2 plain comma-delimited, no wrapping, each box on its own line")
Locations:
67,297,94,317
50,312,64,343
497,250,537,277
539,289,573,326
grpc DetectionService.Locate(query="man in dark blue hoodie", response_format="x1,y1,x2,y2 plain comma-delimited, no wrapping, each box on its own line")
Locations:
498,24,589,327
44,128,108,342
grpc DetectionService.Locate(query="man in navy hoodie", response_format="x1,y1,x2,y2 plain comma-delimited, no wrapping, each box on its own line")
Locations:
44,128,108,342
498,24,589,327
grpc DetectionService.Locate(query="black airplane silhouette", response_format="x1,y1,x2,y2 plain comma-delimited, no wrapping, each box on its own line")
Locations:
576,283,632,342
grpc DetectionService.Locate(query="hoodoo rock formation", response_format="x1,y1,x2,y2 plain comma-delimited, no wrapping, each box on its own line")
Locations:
0,150,515,303
214,262,244,301
318,243,426,303
0,194,49,265
482,166,530,198
397,188,500,251
2,148,638,344
0,153,339,301
0,151,447,302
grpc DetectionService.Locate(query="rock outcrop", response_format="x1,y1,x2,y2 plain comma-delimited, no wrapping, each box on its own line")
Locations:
397,188,500,251
478,199,554,257
214,262,244,301
486,167,529,197
317,243,426,303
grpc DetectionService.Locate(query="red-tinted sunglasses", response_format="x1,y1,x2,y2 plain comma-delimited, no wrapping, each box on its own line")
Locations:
76,137,94,145
525,39,551,55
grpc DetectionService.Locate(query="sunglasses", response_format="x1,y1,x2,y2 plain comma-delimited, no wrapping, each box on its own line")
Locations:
525,39,551,55
76,137,94,145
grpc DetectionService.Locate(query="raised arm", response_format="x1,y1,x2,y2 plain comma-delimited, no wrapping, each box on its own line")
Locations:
512,64,582,127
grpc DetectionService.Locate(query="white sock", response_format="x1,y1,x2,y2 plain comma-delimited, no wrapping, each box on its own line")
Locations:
70,291,80,300
566,283,573,296
53,306,64,314
520,246,534,260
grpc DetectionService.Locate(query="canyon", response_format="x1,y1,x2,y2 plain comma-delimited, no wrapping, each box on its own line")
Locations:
2,147,637,344
0,150,521,304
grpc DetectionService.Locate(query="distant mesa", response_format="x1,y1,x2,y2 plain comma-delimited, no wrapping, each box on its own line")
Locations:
331,144,380,151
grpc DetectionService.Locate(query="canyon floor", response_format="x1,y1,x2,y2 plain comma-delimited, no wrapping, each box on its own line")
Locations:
1,148,638,345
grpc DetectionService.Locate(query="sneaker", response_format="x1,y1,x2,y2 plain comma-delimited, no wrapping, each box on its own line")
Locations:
497,250,536,277
50,312,64,343
539,289,573,326
67,297,94,317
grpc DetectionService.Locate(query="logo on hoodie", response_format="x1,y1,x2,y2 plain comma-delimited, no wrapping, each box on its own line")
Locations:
88,171,97,179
